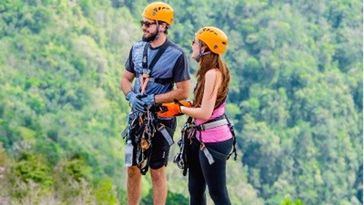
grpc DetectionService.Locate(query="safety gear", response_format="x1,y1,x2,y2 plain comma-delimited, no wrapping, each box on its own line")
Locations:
141,94,155,107
122,110,157,174
157,100,192,118
142,2,174,25
122,108,175,175
192,51,211,62
174,114,237,176
173,117,195,175
195,26,228,55
126,91,145,112
138,41,172,94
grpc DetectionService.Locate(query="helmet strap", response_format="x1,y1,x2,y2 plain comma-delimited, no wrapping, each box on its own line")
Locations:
192,51,210,62
201,51,211,56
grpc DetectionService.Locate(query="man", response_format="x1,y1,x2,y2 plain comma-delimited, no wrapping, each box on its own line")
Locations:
120,2,190,205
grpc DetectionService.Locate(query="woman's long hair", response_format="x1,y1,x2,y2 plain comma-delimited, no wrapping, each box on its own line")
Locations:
193,43,230,108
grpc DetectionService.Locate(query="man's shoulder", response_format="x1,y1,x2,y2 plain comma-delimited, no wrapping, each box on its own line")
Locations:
168,40,184,53
131,40,147,50
167,40,185,56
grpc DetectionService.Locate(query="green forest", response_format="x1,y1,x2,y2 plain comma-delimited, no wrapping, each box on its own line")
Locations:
0,0,362,204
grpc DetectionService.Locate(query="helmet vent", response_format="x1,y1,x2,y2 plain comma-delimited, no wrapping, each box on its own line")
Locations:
157,6,170,11
200,28,218,36
143,2,174,25
152,6,170,15
152,8,158,15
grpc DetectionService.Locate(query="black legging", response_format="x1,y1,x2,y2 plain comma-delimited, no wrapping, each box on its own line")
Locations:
188,137,233,205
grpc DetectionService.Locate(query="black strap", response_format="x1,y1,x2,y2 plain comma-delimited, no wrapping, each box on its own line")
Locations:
135,74,174,85
208,147,230,160
154,77,174,85
225,114,237,160
139,148,152,175
142,40,171,76
182,117,194,176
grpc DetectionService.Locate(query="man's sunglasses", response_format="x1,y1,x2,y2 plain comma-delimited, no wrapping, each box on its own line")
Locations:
140,20,156,27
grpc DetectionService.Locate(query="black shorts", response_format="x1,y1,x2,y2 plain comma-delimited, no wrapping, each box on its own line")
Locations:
131,118,176,169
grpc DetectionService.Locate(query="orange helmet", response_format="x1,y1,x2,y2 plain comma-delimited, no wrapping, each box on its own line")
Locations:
196,26,228,55
142,2,174,25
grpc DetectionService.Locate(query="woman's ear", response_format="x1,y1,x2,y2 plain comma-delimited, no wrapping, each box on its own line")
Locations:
201,46,206,53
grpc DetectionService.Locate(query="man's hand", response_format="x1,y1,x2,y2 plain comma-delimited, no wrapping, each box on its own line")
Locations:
140,94,155,107
157,100,192,118
126,91,145,112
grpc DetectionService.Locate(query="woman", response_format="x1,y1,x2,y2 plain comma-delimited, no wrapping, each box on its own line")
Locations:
157,26,235,204
181,26,234,205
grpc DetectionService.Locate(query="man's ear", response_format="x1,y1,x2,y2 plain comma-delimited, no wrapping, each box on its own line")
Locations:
159,23,167,32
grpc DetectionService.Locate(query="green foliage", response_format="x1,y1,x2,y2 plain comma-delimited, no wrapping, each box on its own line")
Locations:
0,0,362,204
166,191,189,205
8,153,53,199
141,189,189,205
61,157,92,182
11,153,53,187
94,177,119,205
280,197,304,205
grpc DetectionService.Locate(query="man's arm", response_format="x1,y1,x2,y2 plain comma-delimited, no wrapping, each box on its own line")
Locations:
120,70,135,96
154,80,191,104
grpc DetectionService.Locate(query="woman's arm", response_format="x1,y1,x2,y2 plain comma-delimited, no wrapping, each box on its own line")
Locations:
181,69,222,121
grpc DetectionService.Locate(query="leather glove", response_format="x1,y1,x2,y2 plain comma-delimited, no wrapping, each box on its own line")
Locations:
140,94,155,107
157,100,192,118
126,91,145,112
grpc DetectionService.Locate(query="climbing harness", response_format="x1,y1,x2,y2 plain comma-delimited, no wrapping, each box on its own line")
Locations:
139,40,172,94
122,106,174,175
174,114,237,176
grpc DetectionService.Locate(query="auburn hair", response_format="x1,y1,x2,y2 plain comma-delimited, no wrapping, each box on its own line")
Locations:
193,43,230,108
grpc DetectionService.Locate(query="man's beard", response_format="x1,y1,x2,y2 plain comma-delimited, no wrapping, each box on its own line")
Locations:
142,31,158,42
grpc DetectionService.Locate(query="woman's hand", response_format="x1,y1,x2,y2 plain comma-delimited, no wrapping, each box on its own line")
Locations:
157,100,192,118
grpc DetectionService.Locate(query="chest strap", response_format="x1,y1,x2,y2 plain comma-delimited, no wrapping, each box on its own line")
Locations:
141,41,172,78
136,74,173,85
138,41,173,89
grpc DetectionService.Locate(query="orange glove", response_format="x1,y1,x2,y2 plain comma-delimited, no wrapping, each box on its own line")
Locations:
157,100,192,118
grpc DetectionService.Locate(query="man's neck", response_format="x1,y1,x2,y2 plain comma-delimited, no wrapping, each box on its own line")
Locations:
150,34,167,48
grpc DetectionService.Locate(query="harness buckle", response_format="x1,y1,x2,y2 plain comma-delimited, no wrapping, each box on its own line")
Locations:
158,124,174,146
140,138,150,150
142,69,150,78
